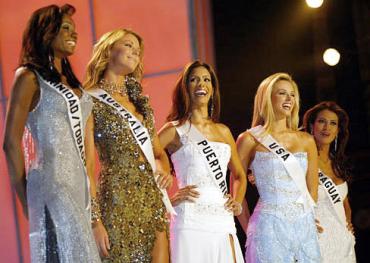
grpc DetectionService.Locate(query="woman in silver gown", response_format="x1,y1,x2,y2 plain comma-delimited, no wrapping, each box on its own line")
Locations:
3,4,100,262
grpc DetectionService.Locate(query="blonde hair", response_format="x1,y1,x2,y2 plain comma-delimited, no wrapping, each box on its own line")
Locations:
252,72,300,133
84,28,144,90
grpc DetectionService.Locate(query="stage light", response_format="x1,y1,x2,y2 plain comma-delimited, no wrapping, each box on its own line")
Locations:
323,48,340,66
306,0,324,8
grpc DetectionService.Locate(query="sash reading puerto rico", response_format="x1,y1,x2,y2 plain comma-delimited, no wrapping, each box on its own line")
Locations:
175,121,228,195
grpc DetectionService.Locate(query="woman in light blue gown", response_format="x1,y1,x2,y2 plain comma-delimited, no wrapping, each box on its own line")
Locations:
236,73,321,262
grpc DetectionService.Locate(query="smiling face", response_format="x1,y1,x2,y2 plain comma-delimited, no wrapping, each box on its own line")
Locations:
312,109,339,147
271,79,296,119
188,66,213,107
51,15,77,58
108,33,141,76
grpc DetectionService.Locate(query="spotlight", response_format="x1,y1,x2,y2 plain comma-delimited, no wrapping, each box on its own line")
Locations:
306,0,324,8
323,48,340,66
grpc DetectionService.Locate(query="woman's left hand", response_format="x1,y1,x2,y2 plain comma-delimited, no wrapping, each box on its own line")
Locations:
224,194,243,216
347,221,354,234
155,170,173,189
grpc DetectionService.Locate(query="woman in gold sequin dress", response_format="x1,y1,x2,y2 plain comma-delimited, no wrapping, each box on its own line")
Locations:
83,29,172,262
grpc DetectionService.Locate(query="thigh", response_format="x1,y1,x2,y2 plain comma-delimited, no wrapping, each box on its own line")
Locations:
151,230,169,263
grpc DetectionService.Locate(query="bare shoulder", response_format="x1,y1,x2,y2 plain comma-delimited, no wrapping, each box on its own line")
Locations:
237,130,258,148
295,130,316,148
11,67,39,97
215,122,232,137
158,121,177,135
15,67,37,82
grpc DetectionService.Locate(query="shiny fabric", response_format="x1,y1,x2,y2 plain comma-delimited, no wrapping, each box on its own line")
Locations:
26,74,100,262
316,182,356,262
93,98,168,263
170,132,244,263
246,152,320,263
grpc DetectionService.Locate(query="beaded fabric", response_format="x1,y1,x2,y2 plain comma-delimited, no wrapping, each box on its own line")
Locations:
92,80,168,262
26,72,100,262
246,151,321,263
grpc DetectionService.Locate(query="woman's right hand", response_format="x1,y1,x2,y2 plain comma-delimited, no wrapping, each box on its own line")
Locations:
315,219,324,233
170,185,200,206
92,221,110,258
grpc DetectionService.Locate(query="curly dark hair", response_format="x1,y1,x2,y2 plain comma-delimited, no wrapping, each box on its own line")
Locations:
166,60,221,124
303,101,351,182
20,4,80,88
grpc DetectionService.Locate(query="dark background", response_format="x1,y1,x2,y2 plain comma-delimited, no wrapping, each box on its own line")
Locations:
212,0,370,261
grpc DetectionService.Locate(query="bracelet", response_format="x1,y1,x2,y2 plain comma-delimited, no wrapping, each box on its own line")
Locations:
91,197,102,223
236,202,243,214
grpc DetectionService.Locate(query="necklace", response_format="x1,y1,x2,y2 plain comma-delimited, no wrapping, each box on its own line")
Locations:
99,78,127,96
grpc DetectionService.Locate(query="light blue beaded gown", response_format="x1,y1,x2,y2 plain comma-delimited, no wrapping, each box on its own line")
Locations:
26,72,100,262
245,151,320,263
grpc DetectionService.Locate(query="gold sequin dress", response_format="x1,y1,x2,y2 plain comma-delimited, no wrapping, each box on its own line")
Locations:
92,93,168,262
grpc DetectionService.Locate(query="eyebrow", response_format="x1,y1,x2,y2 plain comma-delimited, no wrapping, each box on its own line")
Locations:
276,88,294,93
318,117,338,121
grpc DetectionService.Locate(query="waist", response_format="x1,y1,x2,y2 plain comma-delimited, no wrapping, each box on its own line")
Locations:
256,200,310,219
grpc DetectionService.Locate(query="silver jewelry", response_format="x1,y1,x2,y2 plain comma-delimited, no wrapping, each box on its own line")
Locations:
334,136,338,152
48,54,54,71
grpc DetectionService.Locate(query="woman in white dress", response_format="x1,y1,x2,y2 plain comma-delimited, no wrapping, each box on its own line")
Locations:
236,73,321,262
158,61,247,263
303,101,356,262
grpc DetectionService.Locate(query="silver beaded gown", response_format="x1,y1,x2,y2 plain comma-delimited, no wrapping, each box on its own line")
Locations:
26,72,100,262
245,152,320,263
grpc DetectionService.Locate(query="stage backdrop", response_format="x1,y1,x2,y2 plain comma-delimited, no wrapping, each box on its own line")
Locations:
0,0,214,261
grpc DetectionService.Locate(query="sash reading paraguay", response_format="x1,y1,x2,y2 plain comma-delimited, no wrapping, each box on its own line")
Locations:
175,121,228,195
248,125,316,211
87,87,176,215
41,75,90,210
318,169,346,226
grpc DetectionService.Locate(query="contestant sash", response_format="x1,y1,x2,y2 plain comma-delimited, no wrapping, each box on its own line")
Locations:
249,125,315,211
87,88,176,215
318,169,346,226
175,121,228,195
41,75,90,210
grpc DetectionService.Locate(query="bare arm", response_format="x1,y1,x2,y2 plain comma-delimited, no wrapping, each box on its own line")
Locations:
304,134,319,202
158,122,199,205
85,114,98,199
85,113,111,257
235,131,256,231
3,68,39,216
153,126,173,189
343,196,352,222
221,125,247,205
343,196,354,233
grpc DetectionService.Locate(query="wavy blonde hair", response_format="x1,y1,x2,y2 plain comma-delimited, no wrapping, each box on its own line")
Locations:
84,28,144,90
252,72,300,133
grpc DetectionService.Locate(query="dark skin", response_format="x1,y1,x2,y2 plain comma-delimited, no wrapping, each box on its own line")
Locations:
3,15,79,218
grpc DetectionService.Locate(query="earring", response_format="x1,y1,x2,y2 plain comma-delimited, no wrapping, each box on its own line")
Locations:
209,96,214,118
48,54,54,71
334,136,338,152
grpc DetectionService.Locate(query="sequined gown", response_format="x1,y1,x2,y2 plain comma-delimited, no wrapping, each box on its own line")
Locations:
245,152,320,263
316,182,356,262
26,73,100,262
93,97,168,262
170,125,244,263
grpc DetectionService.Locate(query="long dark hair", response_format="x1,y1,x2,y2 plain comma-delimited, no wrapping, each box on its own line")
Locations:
303,101,351,181
20,4,80,88
166,60,221,124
